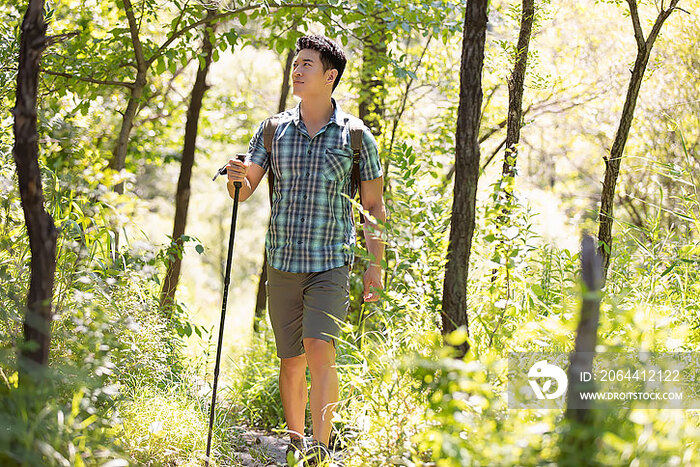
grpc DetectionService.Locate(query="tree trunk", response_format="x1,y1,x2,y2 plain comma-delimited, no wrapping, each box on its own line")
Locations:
253,49,294,332
358,26,387,137
278,49,294,115
108,0,149,254
560,235,603,464
13,0,58,381
160,15,217,312
440,0,489,358
109,76,145,195
565,234,603,422
597,0,680,282
491,0,535,283
501,0,534,181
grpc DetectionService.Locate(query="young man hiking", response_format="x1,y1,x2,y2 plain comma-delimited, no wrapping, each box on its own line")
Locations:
225,35,386,465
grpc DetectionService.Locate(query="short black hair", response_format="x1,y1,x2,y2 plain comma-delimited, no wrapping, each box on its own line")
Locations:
295,35,346,91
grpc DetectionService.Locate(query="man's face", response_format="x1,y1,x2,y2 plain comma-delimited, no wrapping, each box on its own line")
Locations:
292,48,337,99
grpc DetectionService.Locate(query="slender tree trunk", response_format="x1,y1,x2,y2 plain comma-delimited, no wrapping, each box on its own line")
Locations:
278,49,294,115
13,0,58,381
560,235,603,464
160,15,217,311
565,234,603,421
597,0,680,282
491,0,535,283
109,75,146,195
253,49,294,331
108,0,149,253
441,0,489,358
501,0,534,181
358,26,387,137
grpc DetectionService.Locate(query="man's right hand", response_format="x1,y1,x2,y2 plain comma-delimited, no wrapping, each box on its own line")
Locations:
227,158,250,184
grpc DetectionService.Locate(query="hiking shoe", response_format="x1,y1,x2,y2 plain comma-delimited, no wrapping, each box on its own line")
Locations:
286,436,305,466
303,440,331,466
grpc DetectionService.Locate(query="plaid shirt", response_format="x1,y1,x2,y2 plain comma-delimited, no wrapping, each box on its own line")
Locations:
248,99,383,273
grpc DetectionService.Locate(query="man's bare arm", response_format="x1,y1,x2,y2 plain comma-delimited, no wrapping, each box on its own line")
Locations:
360,176,386,302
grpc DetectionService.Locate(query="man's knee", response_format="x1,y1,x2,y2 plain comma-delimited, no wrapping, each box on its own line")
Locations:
303,337,336,370
280,354,307,375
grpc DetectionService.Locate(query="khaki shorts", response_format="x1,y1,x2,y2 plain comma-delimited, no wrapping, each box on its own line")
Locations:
266,263,350,359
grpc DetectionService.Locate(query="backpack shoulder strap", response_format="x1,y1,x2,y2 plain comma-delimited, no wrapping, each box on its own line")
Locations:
262,117,280,206
347,122,365,224
262,117,279,155
349,125,363,155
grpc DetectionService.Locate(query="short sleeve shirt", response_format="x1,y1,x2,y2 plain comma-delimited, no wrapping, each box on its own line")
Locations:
248,99,383,273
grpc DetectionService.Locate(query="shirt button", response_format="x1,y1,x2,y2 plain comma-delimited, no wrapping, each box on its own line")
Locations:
297,241,303,245
301,218,305,222
306,172,310,177
303,195,308,200
307,149,311,155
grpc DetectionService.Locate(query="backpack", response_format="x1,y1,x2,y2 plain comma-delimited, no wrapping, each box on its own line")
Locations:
262,116,365,223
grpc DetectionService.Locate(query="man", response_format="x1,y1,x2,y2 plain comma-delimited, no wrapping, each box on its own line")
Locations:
226,35,386,465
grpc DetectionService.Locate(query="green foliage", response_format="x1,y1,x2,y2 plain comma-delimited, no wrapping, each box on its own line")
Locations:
0,305,128,466
0,123,204,464
227,321,286,431
118,384,209,465
380,142,451,335
477,155,540,351
0,3,19,107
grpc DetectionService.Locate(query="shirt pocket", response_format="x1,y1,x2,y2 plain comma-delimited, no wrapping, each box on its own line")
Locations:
323,147,353,182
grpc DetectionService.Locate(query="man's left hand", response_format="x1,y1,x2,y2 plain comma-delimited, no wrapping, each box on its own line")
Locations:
363,265,384,302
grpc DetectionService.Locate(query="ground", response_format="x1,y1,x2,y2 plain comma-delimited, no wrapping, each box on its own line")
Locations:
232,428,344,467
233,428,289,466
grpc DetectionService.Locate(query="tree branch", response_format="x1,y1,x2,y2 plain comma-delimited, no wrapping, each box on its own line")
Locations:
480,83,502,128
626,0,646,52
168,0,191,47
45,31,78,47
481,137,507,172
645,0,681,50
479,116,509,144
388,35,432,154
122,0,147,72
147,3,323,67
42,69,135,89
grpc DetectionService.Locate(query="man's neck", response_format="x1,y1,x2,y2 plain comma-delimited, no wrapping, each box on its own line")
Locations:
299,96,334,129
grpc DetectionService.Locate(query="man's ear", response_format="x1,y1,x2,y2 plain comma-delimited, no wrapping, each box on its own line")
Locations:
326,69,338,85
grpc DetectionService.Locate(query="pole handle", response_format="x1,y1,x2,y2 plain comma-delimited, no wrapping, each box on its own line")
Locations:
213,153,248,182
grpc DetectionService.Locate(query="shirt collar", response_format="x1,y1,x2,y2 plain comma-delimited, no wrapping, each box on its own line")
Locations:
292,98,345,128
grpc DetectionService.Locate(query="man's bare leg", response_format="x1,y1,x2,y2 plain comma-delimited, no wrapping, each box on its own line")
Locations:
303,337,338,446
279,354,308,441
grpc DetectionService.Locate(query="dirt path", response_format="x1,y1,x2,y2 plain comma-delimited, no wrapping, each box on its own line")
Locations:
233,428,289,466
232,428,345,467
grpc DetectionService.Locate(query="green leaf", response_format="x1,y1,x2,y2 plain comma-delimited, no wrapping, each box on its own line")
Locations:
660,262,677,277
195,244,204,254
531,284,544,297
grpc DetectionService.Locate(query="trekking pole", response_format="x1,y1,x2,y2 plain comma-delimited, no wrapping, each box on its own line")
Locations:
205,154,247,466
